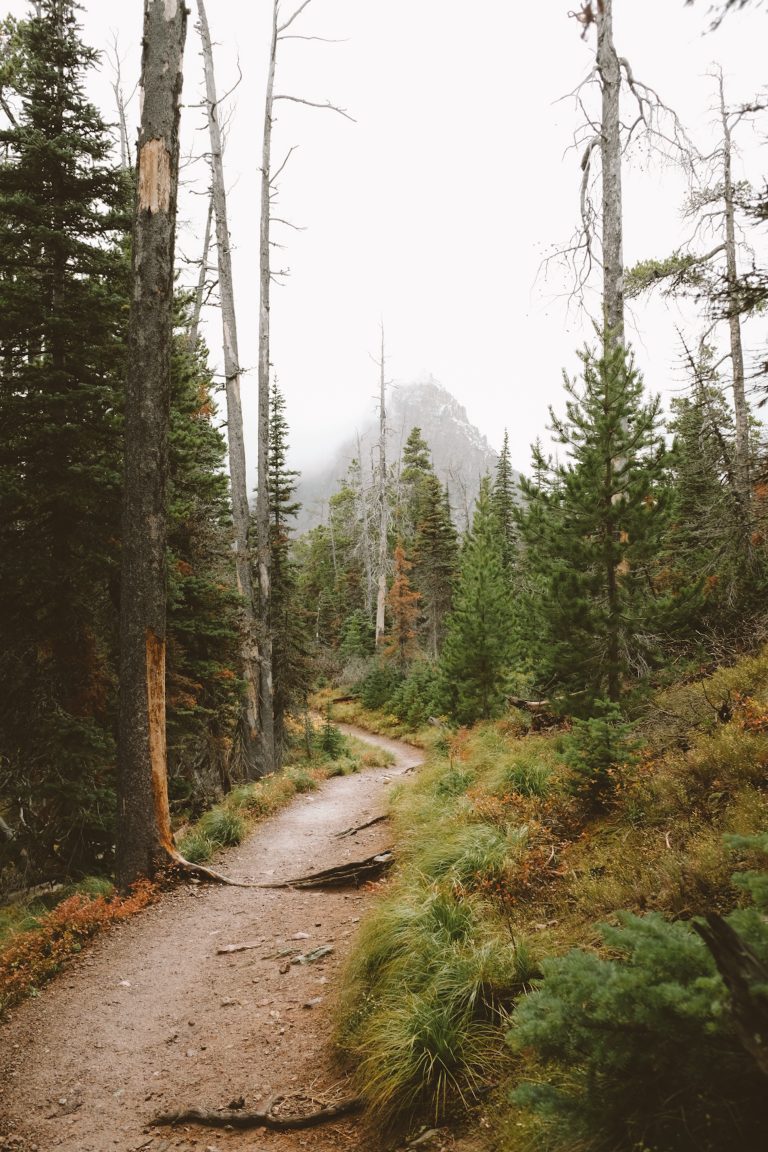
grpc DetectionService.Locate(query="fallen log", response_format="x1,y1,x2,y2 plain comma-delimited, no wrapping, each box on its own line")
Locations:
153,1092,364,1130
335,813,389,838
258,850,394,890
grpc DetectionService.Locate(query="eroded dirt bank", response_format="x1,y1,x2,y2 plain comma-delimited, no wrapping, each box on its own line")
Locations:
0,730,422,1152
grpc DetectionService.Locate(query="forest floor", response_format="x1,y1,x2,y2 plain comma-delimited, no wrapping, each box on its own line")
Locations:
0,728,479,1152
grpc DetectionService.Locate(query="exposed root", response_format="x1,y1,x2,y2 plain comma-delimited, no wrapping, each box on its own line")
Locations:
153,1092,364,1130
167,852,259,888
335,813,389,838
257,850,394,890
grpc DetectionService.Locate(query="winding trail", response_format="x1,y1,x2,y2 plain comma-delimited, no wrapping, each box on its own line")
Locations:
0,728,423,1152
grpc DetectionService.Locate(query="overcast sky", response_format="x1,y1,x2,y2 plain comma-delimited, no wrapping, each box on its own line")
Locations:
7,1,767,481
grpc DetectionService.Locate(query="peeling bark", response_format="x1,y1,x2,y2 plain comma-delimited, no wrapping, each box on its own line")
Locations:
117,0,187,888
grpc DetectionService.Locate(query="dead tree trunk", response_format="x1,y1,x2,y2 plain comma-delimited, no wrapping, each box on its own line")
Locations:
596,0,624,349
255,0,279,777
187,183,213,351
197,0,262,776
719,72,751,511
117,0,187,888
375,327,388,646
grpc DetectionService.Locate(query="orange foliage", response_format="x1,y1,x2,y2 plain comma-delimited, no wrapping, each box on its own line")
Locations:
0,881,157,1015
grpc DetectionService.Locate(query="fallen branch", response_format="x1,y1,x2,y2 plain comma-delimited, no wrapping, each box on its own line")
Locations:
258,851,394,889
335,813,388,838
153,1092,364,1130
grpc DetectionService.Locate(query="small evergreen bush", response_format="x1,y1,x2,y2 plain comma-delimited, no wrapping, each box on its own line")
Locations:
356,664,405,710
562,699,639,809
318,711,345,760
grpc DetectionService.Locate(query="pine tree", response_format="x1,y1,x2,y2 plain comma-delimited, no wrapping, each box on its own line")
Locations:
266,377,311,761
0,0,129,873
166,313,242,801
383,542,421,671
516,343,670,708
411,475,458,659
492,430,518,576
398,425,432,542
439,478,514,724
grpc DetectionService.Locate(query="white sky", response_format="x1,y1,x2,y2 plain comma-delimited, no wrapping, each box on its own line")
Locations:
7,1,768,481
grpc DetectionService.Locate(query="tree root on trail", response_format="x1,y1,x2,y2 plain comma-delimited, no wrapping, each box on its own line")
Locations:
258,850,394,889
335,813,389,838
153,1092,364,1130
166,852,259,888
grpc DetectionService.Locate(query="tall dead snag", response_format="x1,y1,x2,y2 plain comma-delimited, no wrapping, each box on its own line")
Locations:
563,0,688,344
375,327,388,646
197,0,262,775
595,0,623,348
719,71,751,509
625,70,754,515
117,0,188,888
257,0,353,773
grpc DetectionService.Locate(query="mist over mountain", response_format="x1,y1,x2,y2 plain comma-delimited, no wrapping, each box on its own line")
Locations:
294,376,515,533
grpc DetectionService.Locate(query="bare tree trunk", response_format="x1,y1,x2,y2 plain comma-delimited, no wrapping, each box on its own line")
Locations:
375,328,388,646
117,0,187,888
719,73,750,511
256,1,279,775
187,183,213,351
355,433,374,618
197,0,262,776
596,0,624,349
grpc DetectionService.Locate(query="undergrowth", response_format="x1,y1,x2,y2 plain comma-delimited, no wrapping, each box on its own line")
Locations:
335,646,768,1145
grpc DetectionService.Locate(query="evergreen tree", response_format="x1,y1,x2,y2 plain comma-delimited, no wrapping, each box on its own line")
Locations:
491,429,518,576
411,475,458,659
383,542,420,671
166,315,242,802
439,478,514,724
0,0,129,873
516,344,670,708
397,425,432,542
266,377,311,761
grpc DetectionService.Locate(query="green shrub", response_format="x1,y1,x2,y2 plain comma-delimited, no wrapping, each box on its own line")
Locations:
318,711,345,760
509,911,767,1152
389,664,443,728
356,664,405,710
285,765,318,793
562,700,639,809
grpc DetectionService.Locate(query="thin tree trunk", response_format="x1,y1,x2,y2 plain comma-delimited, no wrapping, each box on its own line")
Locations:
256,1,279,775
187,183,213,351
719,73,750,512
596,0,624,349
117,0,187,888
375,327,388,646
356,432,374,617
197,0,262,775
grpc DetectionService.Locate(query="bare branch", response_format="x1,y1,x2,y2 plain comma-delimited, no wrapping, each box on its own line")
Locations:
269,144,299,186
277,0,314,35
273,94,356,122
271,216,307,231
278,34,348,43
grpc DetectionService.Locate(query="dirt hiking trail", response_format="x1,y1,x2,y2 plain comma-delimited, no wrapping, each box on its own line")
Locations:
0,729,426,1152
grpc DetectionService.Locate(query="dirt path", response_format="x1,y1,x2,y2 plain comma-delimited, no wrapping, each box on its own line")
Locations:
0,729,423,1152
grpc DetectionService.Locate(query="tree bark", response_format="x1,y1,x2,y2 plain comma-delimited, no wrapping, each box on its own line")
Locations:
719,73,751,512
256,1,279,775
117,0,187,888
375,327,388,646
596,0,624,350
197,0,262,775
